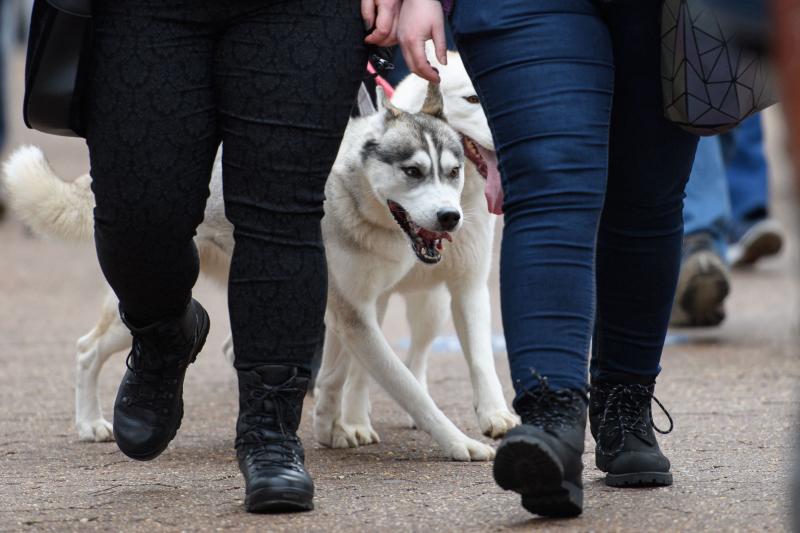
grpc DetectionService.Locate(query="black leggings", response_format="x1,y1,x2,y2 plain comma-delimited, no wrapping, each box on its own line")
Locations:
85,0,367,371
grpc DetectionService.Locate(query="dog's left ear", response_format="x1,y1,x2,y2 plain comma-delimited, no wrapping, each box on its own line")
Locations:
376,86,403,119
421,83,445,119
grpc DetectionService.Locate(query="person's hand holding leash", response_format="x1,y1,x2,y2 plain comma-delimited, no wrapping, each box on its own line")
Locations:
398,0,447,83
363,0,402,46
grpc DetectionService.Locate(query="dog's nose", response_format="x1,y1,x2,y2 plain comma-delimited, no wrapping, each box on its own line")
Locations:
437,210,461,231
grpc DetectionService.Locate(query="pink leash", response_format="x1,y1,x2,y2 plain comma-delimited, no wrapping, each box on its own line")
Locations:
367,63,395,99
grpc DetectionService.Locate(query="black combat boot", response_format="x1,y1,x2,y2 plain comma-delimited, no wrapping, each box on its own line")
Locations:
493,378,587,518
236,365,314,513
113,299,210,460
590,376,674,487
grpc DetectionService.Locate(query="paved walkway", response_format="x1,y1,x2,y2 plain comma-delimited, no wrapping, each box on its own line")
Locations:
1,52,798,532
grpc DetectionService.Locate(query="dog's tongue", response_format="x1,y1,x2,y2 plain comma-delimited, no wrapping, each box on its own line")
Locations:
476,145,503,215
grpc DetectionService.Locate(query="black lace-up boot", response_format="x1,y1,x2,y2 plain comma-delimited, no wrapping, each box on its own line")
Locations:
590,376,674,487
113,299,210,460
493,378,587,517
236,365,314,513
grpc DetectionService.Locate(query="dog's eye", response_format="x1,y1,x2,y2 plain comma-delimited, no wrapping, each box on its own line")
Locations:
449,167,460,179
463,95,480,104
402,166,423,178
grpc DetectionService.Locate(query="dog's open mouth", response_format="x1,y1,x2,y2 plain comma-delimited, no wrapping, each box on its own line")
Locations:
387,200,452,264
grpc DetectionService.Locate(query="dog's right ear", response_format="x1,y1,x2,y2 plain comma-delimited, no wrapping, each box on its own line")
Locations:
421,82,445,119
376,86,403,119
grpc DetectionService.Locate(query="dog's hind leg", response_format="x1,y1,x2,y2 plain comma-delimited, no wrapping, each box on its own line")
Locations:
404,286,449,393
75,289,131,442
222,334,234,368
448,280,519,438
313,325,351,447
331,294,389,447
197,240,236,370
332,359,380,447
400,286,449,428
328,290,494,461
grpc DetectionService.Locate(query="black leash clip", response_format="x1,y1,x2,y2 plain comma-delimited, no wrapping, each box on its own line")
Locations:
366,45,395,76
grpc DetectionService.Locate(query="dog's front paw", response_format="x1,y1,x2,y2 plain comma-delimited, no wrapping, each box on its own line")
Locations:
331,422,380,449
478,408,520,439
76,418,114,442
445,437,495,462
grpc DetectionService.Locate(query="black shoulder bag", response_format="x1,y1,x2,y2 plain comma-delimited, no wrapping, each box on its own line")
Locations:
23,0,92,138
661,0,776,136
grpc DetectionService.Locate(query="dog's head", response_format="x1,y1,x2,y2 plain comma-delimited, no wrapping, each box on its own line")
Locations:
392,49,500,204
361,83,465,265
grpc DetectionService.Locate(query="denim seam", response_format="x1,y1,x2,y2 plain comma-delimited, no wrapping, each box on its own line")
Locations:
586,72,615,384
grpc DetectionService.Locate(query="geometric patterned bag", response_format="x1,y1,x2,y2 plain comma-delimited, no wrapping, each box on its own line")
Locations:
661,0,777,136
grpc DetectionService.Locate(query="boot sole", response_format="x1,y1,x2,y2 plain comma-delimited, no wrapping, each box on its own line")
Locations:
671,250,730,328
493,435,582,518
729,220,783,267
115,307,211,461
605,471,673,487
245,488,314,513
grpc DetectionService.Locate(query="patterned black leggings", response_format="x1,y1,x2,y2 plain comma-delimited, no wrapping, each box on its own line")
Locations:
85,0,367,371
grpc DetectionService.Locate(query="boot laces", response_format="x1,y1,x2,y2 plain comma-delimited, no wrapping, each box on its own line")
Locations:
246,440,302,471
595,383,674,456
239,379,305,471
515,376,586,430
122,337,185,411
243,379,303,435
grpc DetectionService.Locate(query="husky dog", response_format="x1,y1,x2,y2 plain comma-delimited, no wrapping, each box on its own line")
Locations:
3,52,517,459
313,54,516,461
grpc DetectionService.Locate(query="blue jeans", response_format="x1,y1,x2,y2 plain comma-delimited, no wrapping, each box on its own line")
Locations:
682,114,768,254
723,114,769,223
450,0,698,396
683,136,731,258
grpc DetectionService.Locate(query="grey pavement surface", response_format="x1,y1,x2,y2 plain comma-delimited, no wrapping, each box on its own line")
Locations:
1,51,799,532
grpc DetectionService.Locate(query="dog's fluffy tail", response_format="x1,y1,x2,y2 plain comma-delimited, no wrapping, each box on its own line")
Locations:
2,145,95,241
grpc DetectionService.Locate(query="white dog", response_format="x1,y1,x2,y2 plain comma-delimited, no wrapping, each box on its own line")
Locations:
3,51,517,460
313,55,516,461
